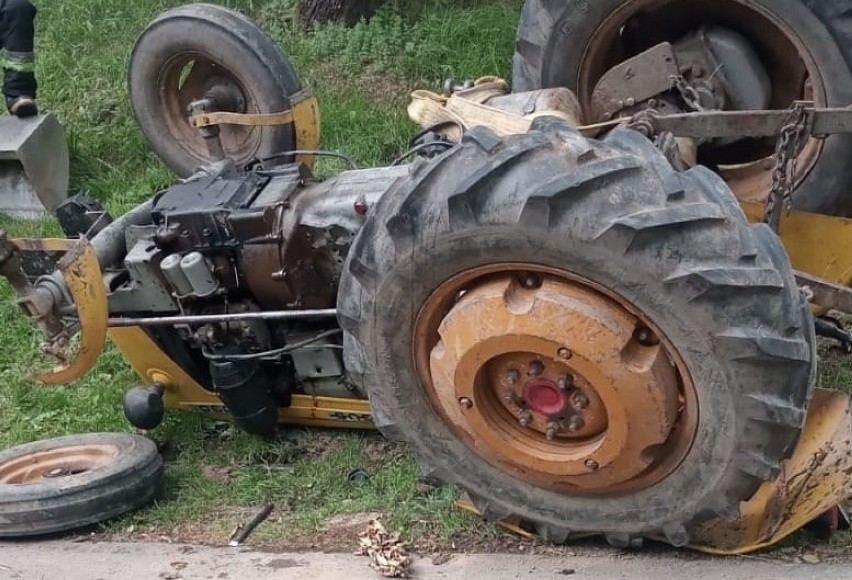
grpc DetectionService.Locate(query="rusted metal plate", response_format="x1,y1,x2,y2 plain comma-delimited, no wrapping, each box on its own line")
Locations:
651,105,852,140
590,42,680,122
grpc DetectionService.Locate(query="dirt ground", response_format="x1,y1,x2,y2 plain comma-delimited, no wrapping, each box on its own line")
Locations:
0,539,847,580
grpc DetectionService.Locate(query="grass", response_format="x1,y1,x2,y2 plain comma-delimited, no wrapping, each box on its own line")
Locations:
0,0,523,550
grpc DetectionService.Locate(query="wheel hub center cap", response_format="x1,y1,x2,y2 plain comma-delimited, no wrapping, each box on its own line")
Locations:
523,379,567,415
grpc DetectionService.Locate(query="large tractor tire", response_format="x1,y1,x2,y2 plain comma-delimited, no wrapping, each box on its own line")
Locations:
513,0,852,216
338,120,815,544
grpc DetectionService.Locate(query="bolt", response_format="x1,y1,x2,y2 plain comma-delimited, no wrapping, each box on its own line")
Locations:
502,391,518,404
636,327,659,346
522,274,542,289
557,374,574,391
558,347,572,360
505,369,520,385
567,415,585,432
459,397,473,410
546,421,559,441
585,459,599,472
518,409,533,428
572,392,590,410
625,97,636,107
528,361,544,377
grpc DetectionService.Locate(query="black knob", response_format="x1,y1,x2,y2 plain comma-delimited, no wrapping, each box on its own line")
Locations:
123,384,165,430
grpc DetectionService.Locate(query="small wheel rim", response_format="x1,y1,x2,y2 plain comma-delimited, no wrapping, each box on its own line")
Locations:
158,52,264,167
414,265,698,495
0,444,120,485
575,0,827,204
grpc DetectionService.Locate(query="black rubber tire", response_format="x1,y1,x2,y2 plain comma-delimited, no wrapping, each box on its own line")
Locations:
0,433,163,537
512,0,852,216
338,119,816,544
128,3,301,177
805,1,852,70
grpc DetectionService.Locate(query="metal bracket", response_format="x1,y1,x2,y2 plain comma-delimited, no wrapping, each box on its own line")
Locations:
9,238,109,385
189,109,295,128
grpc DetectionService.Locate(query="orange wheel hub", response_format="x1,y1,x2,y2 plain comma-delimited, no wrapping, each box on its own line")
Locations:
415,268,698,494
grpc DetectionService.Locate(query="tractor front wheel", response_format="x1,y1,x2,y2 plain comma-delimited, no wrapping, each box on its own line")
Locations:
338,120,815,544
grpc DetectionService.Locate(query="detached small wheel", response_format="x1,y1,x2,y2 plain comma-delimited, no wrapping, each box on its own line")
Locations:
0,433,163,537
128,4,304,176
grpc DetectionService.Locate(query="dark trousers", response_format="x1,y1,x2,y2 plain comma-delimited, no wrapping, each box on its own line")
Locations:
0,0,36,100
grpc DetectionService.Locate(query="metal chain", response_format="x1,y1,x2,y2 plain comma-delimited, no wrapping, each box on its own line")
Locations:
672,76,706,112
763,102,809,231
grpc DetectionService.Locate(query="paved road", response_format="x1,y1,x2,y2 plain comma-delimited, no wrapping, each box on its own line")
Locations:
0,540,848,580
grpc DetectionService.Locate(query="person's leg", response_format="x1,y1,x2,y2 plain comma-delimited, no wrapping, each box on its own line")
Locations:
0,0,37,116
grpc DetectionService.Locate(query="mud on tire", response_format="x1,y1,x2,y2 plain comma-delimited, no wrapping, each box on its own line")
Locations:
338,119,815,543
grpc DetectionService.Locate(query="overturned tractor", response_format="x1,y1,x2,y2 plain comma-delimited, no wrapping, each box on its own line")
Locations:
3,2,852,553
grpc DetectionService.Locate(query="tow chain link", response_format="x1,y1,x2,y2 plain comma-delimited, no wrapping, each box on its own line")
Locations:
764,102,809,232
672,75,706,112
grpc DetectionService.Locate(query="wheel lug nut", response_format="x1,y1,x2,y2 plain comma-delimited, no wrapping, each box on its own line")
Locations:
572,392,589,410
585,459,599,472
459,397,473,410
636,327,658,346
528,361,544,377
518,409,533,427
567,416,584,432
557,374,574,391
546,421,559,441
522,274,542,289
505,369,520,385
558,347,572,360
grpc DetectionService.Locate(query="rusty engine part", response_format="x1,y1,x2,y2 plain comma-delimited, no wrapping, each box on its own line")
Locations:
0,154,410,432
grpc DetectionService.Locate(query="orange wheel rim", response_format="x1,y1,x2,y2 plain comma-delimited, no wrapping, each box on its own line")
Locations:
414,265,698,495
0,444,119,485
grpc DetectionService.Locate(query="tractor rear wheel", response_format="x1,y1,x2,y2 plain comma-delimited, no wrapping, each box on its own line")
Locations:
338,120,815,543
513,0,852,216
